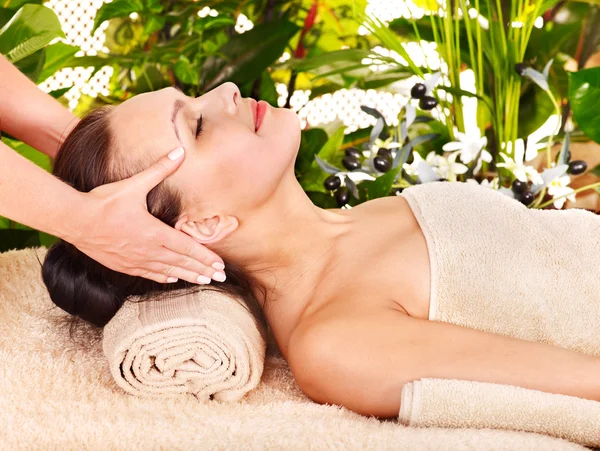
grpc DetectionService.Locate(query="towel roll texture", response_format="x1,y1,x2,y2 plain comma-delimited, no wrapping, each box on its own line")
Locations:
102,288,266,402
397,181,600,446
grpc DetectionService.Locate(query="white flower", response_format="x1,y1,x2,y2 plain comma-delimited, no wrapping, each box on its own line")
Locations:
340,171,376,182
431,151,468,182
546,174,576,209
371,136,400,154
496,140,544,185
403,150,467,182
442,129,493,175
402,150,424,177
465,177,500,190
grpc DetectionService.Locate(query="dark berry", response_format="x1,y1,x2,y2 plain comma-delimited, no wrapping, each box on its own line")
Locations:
342,156,360,171
515,63,527,76
323,175,341,191
377,148,392,160
410,83,427,99
334,186,350,206
567,160,587,175
419,96,438,110
511,179,527,194
518,190,535,206
373,156,391,172
345,147,362,159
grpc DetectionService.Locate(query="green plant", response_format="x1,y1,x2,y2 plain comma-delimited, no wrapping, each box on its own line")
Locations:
65,0,370,109
297,0,600,211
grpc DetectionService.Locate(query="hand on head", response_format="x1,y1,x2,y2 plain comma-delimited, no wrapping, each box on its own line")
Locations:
70,145,226,285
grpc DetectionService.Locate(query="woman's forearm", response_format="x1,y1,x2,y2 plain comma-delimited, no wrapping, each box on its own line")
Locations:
0,54,78,158
0,140,83,240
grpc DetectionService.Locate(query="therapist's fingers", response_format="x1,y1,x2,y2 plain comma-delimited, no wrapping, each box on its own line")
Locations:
142,261,220,285
150,248,225,283
126,146,186,194
158,224,225,272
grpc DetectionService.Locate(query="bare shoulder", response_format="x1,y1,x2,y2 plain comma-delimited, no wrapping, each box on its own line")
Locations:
287,306,414,418
288,301,600,419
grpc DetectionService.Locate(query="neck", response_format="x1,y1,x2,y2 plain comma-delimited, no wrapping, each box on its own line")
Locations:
213,175,357,328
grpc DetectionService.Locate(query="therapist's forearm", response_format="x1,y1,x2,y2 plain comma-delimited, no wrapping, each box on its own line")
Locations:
0,54,78,158
0,140,83,240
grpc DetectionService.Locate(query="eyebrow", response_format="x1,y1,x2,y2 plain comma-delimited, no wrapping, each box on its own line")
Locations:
171,99,185,142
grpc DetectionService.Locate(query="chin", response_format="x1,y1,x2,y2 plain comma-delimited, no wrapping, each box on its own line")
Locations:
267,107,301,147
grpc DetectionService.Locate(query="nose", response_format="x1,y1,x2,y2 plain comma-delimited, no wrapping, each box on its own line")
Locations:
219,82,240,112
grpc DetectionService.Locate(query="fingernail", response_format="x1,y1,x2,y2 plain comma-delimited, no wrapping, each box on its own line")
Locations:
212,272,226,282
212,262,225,271
168,146,184,160
197,275,211,284
167,277,178,283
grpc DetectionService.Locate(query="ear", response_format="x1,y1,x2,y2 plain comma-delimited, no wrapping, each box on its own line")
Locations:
175,213,239,244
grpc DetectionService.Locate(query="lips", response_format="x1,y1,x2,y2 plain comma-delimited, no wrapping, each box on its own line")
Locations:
255,100,267,131
249,98,267,132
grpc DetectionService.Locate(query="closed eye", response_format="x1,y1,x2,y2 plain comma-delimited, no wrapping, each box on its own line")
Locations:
195,114,203,138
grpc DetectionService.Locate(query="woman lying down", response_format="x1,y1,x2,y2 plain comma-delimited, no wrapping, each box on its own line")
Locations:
42,81,600,419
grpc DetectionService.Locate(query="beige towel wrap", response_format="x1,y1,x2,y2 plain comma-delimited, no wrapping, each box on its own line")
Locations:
399,378,600,447
102,288,266,402
398,181,600,446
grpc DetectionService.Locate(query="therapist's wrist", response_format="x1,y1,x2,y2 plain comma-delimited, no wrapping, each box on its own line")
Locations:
53,190,88,244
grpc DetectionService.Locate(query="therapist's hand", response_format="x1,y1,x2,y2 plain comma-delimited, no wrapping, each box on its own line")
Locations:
68,146,226,284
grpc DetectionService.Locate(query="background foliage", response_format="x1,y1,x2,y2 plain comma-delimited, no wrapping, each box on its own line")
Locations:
1,0,600,252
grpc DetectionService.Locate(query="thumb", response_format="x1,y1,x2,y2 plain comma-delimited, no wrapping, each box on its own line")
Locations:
128,146,185,193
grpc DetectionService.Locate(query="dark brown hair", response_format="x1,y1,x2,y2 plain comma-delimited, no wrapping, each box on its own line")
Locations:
41,106,269,343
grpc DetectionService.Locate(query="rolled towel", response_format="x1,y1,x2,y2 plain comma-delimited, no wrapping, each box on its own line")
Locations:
102,288,266,402
399,378,600,448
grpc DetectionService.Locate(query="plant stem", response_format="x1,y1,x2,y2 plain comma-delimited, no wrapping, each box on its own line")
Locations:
536,182,600,209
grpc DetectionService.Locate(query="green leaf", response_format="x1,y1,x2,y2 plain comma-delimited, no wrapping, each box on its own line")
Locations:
280,48,372,72
0,4,64,63
193,16,236,32
258,70,278,107
173,55,198,85
358,167,400,200
316,126,346,165
3,138,52,172
299,126,346,192
93,0,144,33
201,19,301,91
142,15,165,36
48,86,73,98
1,0,44,10
143,0,163,14
38,232,59,247
518,84,555,138
36,41,78,83
569,67,600,144
296,128,329,175
14,46,45,81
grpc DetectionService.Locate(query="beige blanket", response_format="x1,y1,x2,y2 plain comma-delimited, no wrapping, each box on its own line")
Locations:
0,247,587,449
399,180,600,446
102,289,266,401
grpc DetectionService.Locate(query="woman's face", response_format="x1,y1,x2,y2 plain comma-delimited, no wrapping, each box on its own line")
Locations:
109,82,301,220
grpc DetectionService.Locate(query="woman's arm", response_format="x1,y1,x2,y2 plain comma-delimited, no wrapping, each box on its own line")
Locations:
0,54,78,158
0,139,81,238
288,311,600,418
